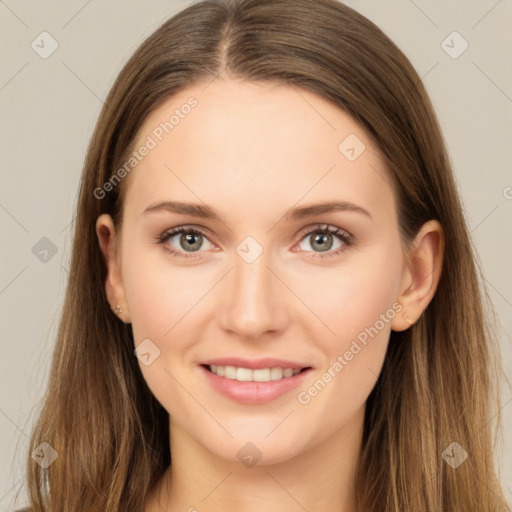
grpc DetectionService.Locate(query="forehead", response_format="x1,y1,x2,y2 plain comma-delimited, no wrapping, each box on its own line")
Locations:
123,79,395,228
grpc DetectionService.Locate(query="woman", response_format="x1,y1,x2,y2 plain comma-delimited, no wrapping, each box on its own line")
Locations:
18,0,510,510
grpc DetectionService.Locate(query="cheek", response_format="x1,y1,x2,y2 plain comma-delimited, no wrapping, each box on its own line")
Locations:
296,250,402,342
121,240,207,341
294,246,403,398
121,247,206,409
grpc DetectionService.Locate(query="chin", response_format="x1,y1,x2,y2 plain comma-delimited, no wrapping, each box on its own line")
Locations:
197,431,308,467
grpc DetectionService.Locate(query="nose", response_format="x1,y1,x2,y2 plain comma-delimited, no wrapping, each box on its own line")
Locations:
218,248,289,340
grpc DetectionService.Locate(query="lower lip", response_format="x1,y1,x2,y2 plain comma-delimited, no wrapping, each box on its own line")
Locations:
199,365,313,405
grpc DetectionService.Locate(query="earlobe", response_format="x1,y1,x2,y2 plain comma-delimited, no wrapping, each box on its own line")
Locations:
95,214,131,323
391,220,444,332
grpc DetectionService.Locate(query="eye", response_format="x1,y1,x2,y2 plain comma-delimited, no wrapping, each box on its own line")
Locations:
156,226,215,259
294,223,354,259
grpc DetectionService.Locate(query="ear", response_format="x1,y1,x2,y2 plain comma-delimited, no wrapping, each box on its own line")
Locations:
391,219,444,331
96,213,131,323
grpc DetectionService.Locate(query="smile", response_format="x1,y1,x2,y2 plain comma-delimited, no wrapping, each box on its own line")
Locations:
199,364,313,404
205,364,309,382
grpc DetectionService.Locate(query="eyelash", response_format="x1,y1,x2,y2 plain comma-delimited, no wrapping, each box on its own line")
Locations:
155,223,355,260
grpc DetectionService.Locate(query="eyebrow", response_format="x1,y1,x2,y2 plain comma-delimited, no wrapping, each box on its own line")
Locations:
143,200,373,222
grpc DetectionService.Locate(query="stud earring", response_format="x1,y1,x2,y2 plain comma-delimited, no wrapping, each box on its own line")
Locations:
113,303,123,315
403,312,414,325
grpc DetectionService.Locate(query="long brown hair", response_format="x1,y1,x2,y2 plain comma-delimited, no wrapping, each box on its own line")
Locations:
18,0,509,510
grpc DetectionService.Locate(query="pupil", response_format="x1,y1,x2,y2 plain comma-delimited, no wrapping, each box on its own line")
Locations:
182,233,202,251
312,233,332,252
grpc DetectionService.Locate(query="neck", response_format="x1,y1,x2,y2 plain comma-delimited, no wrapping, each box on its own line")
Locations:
146,405,364,512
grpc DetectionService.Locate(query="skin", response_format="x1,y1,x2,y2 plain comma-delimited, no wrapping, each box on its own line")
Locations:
96,78,444,512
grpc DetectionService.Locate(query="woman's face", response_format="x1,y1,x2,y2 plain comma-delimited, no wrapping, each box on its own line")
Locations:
103,79,411,464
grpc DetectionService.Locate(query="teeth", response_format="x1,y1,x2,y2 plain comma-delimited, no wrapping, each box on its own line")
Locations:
225,365,236,379
283,368,294,378
270,368,283,380
209,365,302,382
237,367,252,381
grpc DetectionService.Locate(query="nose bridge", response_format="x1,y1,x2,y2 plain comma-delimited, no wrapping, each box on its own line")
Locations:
218,242,287,338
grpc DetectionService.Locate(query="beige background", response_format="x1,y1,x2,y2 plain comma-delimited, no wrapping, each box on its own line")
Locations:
0,0,511,509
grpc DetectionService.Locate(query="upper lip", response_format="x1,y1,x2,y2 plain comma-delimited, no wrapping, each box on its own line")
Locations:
201,357,312,370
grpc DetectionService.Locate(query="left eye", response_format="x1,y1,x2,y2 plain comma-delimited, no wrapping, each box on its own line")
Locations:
294,224,353,259
297,227,348,254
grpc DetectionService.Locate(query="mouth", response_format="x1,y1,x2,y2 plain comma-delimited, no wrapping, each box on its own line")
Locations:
199,363,314,404
200,364,313,383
